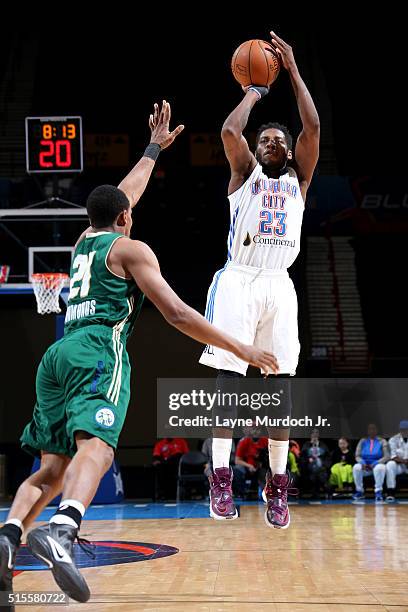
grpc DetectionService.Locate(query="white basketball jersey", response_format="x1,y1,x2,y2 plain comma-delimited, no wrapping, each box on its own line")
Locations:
227,163,304,270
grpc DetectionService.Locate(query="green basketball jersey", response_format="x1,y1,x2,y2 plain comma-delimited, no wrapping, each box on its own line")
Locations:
64,231,144,339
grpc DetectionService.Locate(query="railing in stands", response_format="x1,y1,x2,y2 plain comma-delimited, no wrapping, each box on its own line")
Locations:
325,225,345,363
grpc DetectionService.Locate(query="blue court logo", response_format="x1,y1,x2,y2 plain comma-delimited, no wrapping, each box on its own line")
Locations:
14,541,179,572
95,407,115,428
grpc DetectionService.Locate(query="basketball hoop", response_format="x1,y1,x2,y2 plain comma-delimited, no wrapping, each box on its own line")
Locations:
31,273,69,314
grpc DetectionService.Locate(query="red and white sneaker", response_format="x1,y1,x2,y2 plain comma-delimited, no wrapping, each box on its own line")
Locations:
263,470,297,529
208,467,238,520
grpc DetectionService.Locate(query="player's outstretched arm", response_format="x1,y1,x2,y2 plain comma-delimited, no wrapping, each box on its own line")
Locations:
119,239,279,374
118,100,184,207
270,31,320,196
221,91,261,194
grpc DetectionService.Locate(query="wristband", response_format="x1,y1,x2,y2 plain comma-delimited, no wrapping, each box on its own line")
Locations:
144,143,161,161
248,86,269,100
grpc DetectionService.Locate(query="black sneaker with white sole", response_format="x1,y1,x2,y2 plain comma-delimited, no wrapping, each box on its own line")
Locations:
27,523,90,603
0,534,17,611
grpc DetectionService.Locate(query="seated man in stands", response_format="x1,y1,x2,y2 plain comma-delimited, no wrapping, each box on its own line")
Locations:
352,424,389,502
153,437,189,500
300,429,331,499
201,437,239,489
385,420,408,502
329,437,354,496
235,423,268,499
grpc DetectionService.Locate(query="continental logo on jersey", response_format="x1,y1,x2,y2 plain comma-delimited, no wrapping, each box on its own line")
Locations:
251,178,298,198
65,299,96,323
243,232,251,246
253,235,296,248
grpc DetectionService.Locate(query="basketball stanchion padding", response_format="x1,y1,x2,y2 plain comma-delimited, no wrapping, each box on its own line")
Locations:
30,272,69,314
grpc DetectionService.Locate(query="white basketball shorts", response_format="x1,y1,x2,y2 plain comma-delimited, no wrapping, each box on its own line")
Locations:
199,262,300,376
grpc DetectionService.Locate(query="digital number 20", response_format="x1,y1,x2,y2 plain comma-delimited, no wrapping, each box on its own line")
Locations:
39,140,72,168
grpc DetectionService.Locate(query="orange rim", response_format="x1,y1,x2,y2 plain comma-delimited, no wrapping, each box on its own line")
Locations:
31,273,69,289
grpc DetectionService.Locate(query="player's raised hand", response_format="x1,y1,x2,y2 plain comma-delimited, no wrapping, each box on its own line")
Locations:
237,345,279,375
270,30,296,71
149,100,184,150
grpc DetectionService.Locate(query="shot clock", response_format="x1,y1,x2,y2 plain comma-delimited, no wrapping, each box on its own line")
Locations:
25,116,83,173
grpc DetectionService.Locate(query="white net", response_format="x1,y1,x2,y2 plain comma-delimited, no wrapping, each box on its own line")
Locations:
31,273,69,314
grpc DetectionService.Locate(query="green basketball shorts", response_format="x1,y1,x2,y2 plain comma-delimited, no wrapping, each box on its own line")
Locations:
21,324,131,458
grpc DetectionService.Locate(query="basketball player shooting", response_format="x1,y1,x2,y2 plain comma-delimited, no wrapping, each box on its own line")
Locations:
0,101,279,604
200,31,320,528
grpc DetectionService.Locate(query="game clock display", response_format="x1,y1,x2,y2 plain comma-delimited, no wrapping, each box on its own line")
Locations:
25,116,83,173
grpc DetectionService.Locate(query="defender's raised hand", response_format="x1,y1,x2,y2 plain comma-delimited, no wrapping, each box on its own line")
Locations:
149,100,184,150
270,30,296,71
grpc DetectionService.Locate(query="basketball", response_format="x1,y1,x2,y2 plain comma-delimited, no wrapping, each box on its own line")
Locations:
231,39,281,88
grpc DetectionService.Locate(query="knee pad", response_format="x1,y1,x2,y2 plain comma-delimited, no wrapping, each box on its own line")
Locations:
262,375,292,421
213,370,243,424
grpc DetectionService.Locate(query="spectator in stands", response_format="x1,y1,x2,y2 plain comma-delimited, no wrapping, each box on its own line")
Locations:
385,420,408,502
289,439,301,460
287,442,300,486
300,429,331,498
329,437,354,495
201,437,216,477
353,424,389,502
153,437,189,500
235,423,268,498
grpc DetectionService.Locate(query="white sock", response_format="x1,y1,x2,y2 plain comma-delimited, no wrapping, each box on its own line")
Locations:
49,514,79,529
268,439,289,475
212,438,232,469
6,518,23,533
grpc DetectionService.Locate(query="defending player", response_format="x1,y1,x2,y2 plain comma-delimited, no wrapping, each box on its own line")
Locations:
0,101,279,604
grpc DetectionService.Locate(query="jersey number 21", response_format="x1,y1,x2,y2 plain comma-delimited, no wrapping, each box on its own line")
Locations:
68,251,96,300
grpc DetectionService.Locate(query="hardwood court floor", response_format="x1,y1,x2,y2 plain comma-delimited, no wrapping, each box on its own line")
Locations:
14,503,408,611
